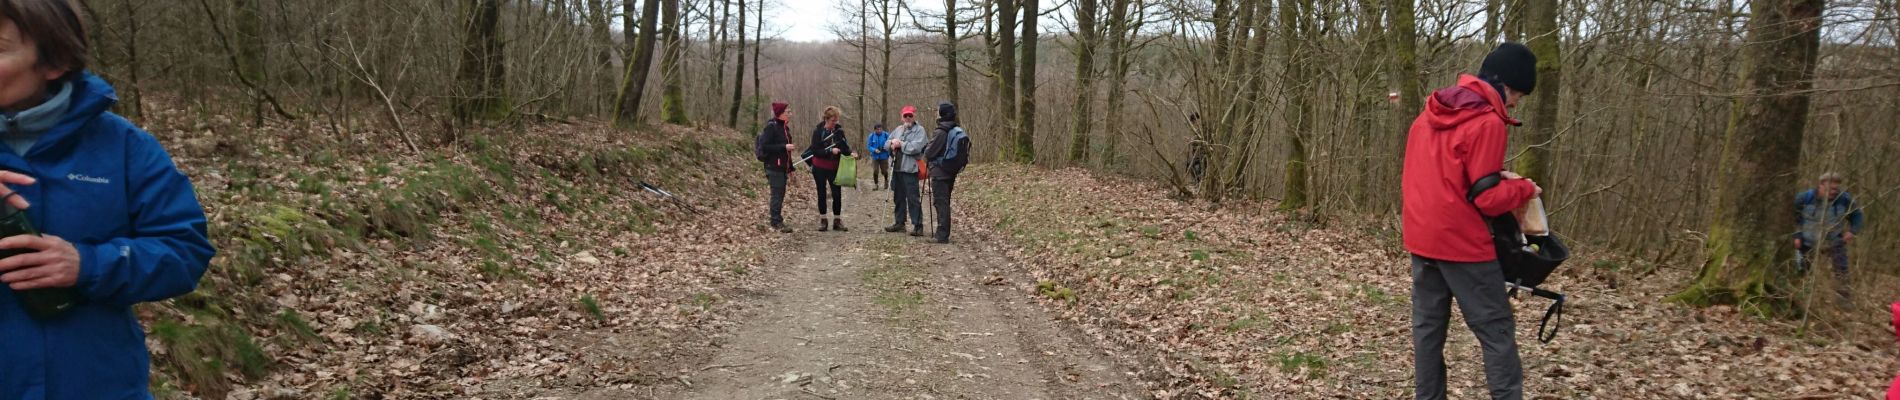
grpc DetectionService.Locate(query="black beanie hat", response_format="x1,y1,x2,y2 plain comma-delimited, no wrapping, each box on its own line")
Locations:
937,101,958,122
1479,42,1537,95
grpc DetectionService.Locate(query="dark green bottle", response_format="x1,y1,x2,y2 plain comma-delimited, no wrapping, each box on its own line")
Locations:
0,203,78,319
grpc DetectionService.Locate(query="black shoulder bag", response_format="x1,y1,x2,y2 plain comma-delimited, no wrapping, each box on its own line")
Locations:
1467,172,1570,343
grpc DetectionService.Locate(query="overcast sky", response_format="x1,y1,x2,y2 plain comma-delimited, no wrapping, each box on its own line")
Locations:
769,0,955,43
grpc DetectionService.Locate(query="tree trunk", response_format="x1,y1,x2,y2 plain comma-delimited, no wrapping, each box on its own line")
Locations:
858,0,869,133
1066,0,1099,165
456,0,507,121
1352,0,1387,205
751,0,762,130
942,0,960,107
625,0,638,60
1278,0,1311,210
1484,0,1500,43
1224,0,1269,192
1672,0,1824,315
1211,0,1233,72
117,0,144,120
1099,0,1132,169
588,0,614,64
1513,0,1560,188
660,0,689,124
995,0,1019,148
1015,0,1039,163
613,0,663,127
235,0,264,126
713,0,730,97
1387,0,1421,211
727,0,747,127
878,0,893,130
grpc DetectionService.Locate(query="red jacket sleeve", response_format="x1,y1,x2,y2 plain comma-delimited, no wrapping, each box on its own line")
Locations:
1462,118,1536,217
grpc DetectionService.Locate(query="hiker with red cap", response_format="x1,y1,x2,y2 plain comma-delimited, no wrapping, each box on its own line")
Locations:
1402,42,1545,400
884,105,930,237
754,102,797,232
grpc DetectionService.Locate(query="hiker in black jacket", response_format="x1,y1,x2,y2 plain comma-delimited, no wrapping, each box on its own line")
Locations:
923,101,971,244
802,106,856,231
756,102,796,233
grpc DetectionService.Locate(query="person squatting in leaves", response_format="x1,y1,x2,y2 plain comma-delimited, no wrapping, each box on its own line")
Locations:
0,1,219,398
1793,172,1864,307
803,106,856,232
1401,42,1545,400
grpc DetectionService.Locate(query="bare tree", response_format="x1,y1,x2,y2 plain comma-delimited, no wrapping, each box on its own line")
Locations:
995,0,1019,149
661,0,689,124
1097,0,1136,169
727,0,747,127
1674,0,1826,312
455,0,507,121
1513,0,1560,187
613,0,663,127
1065,0,1099,165
1016,0,1039,163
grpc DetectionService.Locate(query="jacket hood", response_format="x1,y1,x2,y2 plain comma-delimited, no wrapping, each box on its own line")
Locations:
31,71,118,157
1423,74,1517,131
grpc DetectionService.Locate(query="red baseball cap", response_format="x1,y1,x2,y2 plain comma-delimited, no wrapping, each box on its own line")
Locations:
901,106,916,116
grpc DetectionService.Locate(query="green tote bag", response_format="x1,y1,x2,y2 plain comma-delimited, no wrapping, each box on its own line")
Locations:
834,156,858,187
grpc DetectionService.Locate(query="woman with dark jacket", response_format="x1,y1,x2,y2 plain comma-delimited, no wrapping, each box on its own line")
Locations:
802,106,856,231
757,102,796,232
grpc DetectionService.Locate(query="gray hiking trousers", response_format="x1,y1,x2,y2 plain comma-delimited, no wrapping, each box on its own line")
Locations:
1411,255,1523,400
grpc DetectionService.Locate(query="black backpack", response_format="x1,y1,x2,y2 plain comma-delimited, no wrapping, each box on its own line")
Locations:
1467,172,1570,342
754,119,781,162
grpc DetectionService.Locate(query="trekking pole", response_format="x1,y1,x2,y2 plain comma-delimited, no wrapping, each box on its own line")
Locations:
796,131,843,167
922,174,933,234
634,179,701,214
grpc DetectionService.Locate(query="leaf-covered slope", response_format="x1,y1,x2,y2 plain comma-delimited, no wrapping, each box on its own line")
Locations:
954,163,1897,399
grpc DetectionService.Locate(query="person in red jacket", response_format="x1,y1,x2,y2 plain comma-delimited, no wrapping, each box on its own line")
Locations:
1889,300,1898,400
1402,42,1544,400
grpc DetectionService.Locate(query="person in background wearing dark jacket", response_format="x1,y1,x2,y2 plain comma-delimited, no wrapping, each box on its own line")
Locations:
866,123,890,190
885,106,929,237
0,2,218,397
1400,43,1544,400
757,102,796,233
923,102,971,244
1794,172,1864,305
803,106,856,231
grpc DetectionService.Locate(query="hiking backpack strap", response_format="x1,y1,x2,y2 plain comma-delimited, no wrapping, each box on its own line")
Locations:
1466,172,1506,203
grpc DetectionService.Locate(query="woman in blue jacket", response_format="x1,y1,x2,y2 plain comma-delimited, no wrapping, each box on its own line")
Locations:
0,2,216,399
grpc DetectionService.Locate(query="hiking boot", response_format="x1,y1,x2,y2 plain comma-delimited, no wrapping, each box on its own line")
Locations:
910,226,925,237
832,218,848,232
772,224,792,233
933,236,951,244
818,218,830,232
884,224,905,233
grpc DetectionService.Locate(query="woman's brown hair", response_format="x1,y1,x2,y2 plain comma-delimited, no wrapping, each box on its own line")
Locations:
0,0,88,77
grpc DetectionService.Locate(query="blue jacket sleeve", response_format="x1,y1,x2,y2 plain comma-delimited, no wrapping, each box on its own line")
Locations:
1846,193,1864,233
74,132,215,307
1793,191,1810,238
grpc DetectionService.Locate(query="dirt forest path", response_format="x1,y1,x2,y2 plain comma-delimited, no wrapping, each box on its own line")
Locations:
652,184,1153,399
